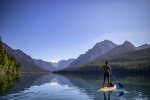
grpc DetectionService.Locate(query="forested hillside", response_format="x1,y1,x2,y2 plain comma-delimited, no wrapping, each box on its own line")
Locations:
60,48,150,75
3,43,47,72
0,37,20,75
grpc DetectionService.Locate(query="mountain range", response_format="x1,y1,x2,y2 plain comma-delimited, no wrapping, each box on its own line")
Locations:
3,43,74,72
2,40,150,72
33,58,75,71
3,43,47,72
66,40,150,69
68,40,117,67
61,48,150,75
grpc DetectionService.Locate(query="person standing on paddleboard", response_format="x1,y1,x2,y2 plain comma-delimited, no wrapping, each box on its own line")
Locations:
101,61,112,88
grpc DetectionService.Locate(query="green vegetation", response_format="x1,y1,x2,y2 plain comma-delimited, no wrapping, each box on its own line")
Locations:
0,72,20,95
0,37,20,95
60,48,150,75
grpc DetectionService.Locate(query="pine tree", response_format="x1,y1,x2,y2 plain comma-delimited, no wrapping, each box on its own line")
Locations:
0,36,7,65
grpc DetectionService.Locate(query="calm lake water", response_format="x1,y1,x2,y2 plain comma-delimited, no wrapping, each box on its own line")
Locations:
0,73,150,100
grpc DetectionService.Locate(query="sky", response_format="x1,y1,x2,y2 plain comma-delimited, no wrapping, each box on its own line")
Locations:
0,0,150,62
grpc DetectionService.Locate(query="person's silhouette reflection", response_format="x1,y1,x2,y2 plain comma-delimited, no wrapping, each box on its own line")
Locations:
103,92,110,100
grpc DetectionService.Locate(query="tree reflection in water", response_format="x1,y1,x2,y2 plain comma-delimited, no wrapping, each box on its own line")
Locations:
0,73,20,96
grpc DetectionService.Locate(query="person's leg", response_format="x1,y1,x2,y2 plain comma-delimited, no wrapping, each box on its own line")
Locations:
107,74,110,87
103,74,106,87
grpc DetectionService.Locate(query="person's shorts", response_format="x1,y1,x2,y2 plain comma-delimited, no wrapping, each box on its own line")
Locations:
104,73,110,79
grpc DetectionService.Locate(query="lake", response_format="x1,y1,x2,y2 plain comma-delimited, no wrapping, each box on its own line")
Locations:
0,73,150,100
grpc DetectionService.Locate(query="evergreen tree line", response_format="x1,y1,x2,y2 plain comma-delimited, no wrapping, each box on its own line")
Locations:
0,37,20,75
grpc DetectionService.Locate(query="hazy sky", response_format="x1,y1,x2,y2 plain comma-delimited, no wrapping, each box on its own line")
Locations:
0,0,150,62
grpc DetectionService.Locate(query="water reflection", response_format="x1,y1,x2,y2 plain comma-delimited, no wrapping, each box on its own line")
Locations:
103,92,110,100
0,73,20,96
0,73,150,100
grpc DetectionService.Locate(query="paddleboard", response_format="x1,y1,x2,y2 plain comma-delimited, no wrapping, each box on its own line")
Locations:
98,85,117,92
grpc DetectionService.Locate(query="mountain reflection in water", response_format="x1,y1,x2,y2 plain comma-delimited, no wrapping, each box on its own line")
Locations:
0,73,150,100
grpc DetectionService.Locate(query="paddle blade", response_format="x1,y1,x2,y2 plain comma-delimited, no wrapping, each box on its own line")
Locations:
117,83,124,88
